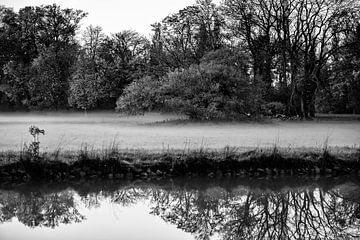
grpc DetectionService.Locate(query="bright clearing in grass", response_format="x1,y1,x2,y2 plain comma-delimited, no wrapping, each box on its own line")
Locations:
0,112,359,151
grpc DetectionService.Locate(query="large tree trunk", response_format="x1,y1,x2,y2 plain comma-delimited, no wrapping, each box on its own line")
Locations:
300,72,317,119
288,61,300,116
251,35,274,101
297,47,318,119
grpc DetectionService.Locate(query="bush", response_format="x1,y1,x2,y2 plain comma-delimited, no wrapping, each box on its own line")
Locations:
117,62,263,120
161,63,254,119
261,102,286,116
116,76,164,114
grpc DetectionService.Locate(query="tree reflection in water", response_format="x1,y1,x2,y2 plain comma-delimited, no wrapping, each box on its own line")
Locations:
149,186,360,239
0,190,84,228
0,178,359,239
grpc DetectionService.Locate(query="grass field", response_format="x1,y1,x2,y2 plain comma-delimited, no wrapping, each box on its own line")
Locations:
0,112,359,152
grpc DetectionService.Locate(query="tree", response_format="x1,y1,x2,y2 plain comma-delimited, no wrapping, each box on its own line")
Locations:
284,0,360,118
69,28,150,110
115,76,164,114
0,6,35,108
82,25,105,71
0,4,86,110
317,23,360,114
98,30,150,108
222,0,360,118
149,0,224,72
29,45,78,109
222,0,277,100
68,26,107,110
34,4,87,50
117,48,259,120
68,70,106,111
0,190,84,228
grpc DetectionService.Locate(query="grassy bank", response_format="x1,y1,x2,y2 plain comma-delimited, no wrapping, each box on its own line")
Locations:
0,146,359,182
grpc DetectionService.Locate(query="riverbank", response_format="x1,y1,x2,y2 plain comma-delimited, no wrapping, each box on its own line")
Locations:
0,146,359,182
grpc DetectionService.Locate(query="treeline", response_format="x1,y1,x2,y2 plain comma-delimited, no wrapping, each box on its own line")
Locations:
0,0,359,119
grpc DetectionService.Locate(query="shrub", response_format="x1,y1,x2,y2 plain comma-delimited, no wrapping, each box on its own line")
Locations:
261,102,286,116
116,76,164,114
116,62,263,120
160,63,256,119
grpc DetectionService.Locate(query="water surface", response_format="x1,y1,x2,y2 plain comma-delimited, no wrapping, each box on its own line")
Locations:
0,176,359,240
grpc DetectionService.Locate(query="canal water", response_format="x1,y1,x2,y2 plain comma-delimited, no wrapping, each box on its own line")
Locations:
0,176,359,240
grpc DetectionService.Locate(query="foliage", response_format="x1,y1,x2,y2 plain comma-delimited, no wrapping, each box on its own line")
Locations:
1,62,32,107
99,30,150,107
149,0,224,71
68,26,107,110
200,47,249,73
316,25,360,114
261,102,286,116
0,4,86,110
1,0,360,117
222,0,360,118
116,76,164,114
69,29,150,110
117,47,263,120
0,190,84,228
117,60,260,120
68,71,106,110
29,46,77,109
162,63,256,119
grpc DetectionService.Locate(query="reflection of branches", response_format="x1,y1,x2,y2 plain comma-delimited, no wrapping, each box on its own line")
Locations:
80,187,147,208
0,182,359,240
150,189,229,240
110,188,146,206
0,192,18,223
148,187,360,240
0,191,84,228
81,192,102,209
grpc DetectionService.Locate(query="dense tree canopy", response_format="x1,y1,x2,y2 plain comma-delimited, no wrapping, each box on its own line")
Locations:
117,48,262,120
222,0,360,117
0,4,86,109
0,0,359,117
